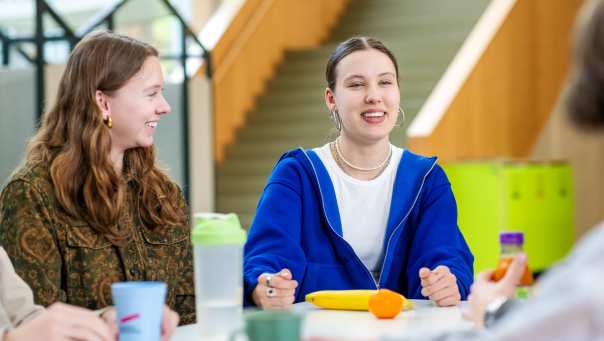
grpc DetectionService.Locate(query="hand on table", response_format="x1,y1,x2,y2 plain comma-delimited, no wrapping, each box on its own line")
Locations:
252,268,298,309
5,302,113,341
101,304,179,341
465,253,527,328
419,265,461,307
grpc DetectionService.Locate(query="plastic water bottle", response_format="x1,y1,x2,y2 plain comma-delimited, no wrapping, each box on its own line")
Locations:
192,213,246,339
492,231,534,299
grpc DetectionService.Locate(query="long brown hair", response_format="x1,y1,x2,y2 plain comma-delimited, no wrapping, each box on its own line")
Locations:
26,31,186,243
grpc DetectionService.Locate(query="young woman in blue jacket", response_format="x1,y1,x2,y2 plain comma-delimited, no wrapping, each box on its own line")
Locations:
243,37,474,309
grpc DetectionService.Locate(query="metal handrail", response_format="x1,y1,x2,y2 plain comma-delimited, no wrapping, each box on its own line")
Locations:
39,1,77,47
75,0,129,37
0,0,212,204
158,0,212,77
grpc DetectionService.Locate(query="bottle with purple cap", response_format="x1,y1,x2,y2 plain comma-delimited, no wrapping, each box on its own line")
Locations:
491,231,534,299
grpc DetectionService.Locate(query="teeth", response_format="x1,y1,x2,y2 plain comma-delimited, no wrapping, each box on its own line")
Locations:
362,112,385,117
146,122,158,128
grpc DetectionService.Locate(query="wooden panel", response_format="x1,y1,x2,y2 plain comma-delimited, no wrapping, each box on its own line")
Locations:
407,0,583,161
531,103,604,240
200,0,349,162
533,0,583,152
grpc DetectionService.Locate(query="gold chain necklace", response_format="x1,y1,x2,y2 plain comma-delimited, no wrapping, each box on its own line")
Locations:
330,142,392,180
333,138,392,172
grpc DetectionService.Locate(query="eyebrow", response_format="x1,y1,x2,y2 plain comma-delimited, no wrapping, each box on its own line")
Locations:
143,84,163,92
343,72,396,81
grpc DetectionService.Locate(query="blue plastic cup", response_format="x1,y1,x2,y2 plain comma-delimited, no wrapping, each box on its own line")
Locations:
111,281,167,341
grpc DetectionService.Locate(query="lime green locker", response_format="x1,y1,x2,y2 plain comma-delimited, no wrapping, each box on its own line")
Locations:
441,162,574,273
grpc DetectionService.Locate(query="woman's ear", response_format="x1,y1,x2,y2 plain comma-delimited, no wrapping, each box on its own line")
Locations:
95,90,110,118
324,87,336,112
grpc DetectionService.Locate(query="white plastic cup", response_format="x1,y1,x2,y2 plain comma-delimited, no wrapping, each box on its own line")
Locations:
111,281,166,341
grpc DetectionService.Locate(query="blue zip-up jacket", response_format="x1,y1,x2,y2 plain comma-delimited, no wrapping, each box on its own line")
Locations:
243,148,474,306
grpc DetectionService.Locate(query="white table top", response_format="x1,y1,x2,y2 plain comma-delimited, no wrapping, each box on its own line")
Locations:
173,300,474,341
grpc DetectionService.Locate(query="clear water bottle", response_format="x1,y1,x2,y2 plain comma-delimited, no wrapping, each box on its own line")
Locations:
192,213,246,339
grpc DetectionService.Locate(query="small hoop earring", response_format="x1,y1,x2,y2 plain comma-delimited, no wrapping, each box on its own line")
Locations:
330,110,342,131
103,116,113,129
395,107,406,127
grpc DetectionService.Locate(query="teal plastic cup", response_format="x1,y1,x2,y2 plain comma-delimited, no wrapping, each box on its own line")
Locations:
230,310,303,341
111,281,167,341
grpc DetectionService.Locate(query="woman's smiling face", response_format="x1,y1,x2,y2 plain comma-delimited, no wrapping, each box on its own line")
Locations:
103,56,171,151
325,48,400,144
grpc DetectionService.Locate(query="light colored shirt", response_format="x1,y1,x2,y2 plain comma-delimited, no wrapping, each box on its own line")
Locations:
314,143,403,278
383,223,604,341
0,247,44,340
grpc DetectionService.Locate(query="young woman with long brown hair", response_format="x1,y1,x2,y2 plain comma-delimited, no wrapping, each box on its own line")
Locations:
0,31,195,325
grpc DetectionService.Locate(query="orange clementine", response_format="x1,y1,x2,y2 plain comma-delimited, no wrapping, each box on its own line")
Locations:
368,289,405,319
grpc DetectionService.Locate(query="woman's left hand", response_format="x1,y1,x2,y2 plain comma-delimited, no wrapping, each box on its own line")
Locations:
419,265,461,306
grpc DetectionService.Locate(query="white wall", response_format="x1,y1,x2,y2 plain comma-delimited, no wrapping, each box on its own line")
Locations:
188,76,214,214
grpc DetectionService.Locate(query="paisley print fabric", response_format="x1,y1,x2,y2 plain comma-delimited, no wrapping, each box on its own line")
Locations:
0,163,195,325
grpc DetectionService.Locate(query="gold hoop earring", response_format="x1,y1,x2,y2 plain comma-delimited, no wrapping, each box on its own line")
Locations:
104,116,113,129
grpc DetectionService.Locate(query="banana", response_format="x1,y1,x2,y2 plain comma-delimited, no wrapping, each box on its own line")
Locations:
305,289,413,311
306,290,376,310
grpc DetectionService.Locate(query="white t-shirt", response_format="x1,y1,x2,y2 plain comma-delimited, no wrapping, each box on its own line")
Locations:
314,143,403,279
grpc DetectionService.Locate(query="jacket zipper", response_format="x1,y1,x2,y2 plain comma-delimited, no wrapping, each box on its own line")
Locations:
302,150,379,289
302,148,438,290
376,161,437,286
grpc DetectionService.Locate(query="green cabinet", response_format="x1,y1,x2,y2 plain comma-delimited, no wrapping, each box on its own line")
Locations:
442,162,574,273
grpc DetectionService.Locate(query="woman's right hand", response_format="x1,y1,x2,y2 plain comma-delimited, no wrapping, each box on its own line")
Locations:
5,302,114,341
252,268,298,309
464,253,527,328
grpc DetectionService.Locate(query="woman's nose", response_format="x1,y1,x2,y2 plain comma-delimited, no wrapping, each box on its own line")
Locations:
157,95,171,115
365,84,382,103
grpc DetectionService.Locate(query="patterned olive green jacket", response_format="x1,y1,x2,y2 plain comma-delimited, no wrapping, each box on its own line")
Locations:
0,162,195,325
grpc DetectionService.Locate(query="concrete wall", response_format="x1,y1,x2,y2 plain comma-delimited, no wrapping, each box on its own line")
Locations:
0,68,36,185
155,83,186,187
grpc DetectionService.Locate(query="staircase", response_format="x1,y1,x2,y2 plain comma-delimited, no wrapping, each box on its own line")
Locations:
217,0,491,228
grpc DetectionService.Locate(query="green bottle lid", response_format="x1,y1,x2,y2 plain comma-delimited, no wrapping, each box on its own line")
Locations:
192,213,246,245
